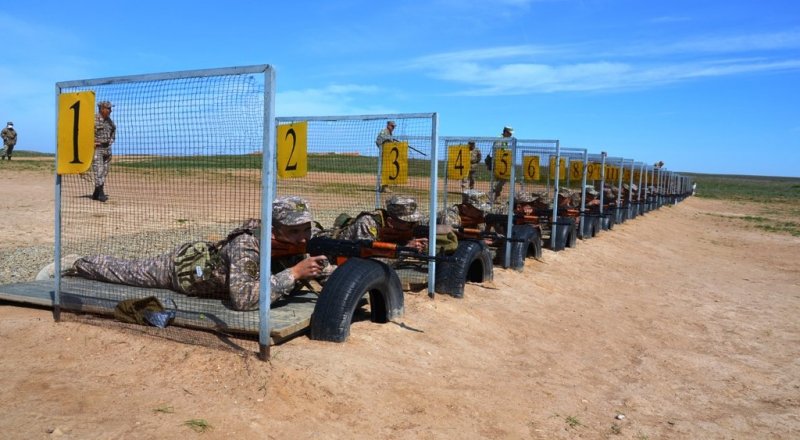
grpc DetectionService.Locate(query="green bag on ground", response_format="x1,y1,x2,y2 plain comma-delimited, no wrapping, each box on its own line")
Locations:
114,296,165,325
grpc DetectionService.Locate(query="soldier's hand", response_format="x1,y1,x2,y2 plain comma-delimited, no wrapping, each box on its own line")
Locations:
292,255,329,279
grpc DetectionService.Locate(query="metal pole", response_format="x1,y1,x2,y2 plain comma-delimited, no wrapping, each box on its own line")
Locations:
503,138,517,268
258,66,276,361
550,141,561,250
427,114,439,299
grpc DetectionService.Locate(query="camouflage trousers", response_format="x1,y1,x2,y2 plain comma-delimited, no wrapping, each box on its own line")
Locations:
461,171,476,190
490,179,506,202
1,144,13,159
92,146,112,186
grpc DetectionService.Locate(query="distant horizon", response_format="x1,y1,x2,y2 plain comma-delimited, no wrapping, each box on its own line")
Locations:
9,149,800,180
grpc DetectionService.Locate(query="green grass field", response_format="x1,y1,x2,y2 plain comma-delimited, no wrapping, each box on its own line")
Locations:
686,172,800,236
8,151,799,236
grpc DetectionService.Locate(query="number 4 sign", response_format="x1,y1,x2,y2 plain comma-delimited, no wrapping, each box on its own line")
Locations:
57,91,96,175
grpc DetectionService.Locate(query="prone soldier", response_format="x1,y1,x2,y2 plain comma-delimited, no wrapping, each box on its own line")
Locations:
67,196,332,311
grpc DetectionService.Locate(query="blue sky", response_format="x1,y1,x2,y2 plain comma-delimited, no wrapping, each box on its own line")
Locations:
2,0,799,177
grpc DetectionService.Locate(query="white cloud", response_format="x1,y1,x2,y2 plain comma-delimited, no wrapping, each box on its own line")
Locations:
409,30,800,94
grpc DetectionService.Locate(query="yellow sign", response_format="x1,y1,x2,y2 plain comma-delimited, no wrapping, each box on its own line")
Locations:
57,91,95,175
569,160,584,181
382,141,408,185
493,148,512,180
447,145,470,179
277,122,308,178
549,156,566,181
522,155,540,181
634,171,641,183
605,165,620,182
586,162,602,180
623,168,631,182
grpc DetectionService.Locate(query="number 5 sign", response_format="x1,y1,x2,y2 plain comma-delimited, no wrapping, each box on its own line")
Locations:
57,91,95,175
277,122,308,178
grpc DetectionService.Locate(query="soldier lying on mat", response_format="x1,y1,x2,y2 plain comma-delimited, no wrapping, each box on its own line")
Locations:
66,196,333,311
332,195,429,251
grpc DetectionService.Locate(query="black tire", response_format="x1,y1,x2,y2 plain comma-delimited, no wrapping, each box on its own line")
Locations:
531,226,543,260
310,257,403,342
435,239,493,298
496,224,537,271
566,221,578,248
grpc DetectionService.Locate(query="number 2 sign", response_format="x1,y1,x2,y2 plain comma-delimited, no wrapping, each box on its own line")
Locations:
277,122,308,178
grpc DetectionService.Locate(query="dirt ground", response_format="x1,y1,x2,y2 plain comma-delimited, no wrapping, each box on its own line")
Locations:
1,167,799,439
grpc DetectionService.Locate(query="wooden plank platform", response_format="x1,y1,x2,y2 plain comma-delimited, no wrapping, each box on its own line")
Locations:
0,279,317,345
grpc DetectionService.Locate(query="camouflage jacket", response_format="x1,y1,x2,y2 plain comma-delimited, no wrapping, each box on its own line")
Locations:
94,114,116,147
375,128,397,148
1,127,16,146
470,147,482,165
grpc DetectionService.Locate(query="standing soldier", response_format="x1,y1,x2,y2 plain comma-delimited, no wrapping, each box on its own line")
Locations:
489,125,513,204
375,120,398,193
1,121,17,161
92,101,116,202
461,140,482,191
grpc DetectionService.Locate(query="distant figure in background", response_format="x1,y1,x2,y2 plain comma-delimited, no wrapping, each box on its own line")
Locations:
692,182,697,196
461,140,482,191
375,120,398,193
489,125,513,204
1,121,17,161
92,101,116,202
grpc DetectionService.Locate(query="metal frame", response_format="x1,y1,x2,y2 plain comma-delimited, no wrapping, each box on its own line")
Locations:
55,64,277,358
275,113,439,297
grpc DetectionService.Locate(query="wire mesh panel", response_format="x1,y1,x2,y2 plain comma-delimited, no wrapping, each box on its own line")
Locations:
274,114,438,291
55,65,274,348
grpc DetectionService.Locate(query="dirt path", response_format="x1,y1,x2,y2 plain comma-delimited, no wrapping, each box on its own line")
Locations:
1,169,799,439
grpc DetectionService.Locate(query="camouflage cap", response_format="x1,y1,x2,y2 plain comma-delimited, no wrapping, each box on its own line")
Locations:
503,125,514,133
6,121,12,126
514,192,535,203
557,188,574,198
438,206,461,228
386,195,424,223
98,101,113,109
272,196,313,226
461,189,491,212
585,186,599,197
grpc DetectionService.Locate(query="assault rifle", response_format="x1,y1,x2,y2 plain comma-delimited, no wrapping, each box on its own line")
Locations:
306,236,460,266
456,227,527,244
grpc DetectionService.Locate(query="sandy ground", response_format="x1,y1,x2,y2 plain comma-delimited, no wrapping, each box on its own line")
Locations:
1,167,799,439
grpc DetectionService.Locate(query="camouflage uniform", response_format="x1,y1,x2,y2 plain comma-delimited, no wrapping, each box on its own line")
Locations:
1,122,17,160
336,195,424,242
93,101,116,187
490,127,513,203
461,142,482,190
71,197,331,311
375,121,398,193
457,190,492,228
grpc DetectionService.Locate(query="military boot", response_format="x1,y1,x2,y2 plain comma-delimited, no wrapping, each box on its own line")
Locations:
94,185,108,202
